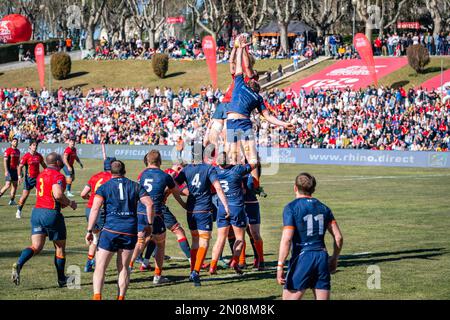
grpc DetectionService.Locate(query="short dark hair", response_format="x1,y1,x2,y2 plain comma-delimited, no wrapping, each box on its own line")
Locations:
11,137,18,142
29,139,38,147
111,160,126,176
146,150,162,166
295,172,316,195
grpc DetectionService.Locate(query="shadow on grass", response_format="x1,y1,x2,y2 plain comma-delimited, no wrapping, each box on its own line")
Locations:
391,80,409,88
423,66,447,74
66,71,89,79
164,71,186,78
339,247,446,268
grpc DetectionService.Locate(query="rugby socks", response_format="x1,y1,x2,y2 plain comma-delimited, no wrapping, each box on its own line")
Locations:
17,199,24,211
17,247,35,269
117,295,125,300
88,254,95,260
177,237,191,259
93,293,102,300
190,249,198,271
155,267,162,276
254,239,264,263
145,240,156,260
54,255,66,281
239,241,246,266
194,247,207,273
209,259,218,273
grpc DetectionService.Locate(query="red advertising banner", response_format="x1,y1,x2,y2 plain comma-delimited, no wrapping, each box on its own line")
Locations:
34,43,45,88
166,16,185,24
0,14,32,43
397,22,420,29
202,36,217,88
353,33,378,87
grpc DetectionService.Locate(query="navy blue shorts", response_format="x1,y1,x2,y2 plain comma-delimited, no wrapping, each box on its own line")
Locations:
226,118,254,143
31,208,67,241
63,166,75,180
217,204,247,228
137,213,166,235
24,176,37,190
85,207,105,230
285,250,331,291
245,202,261,225
6,169,18,182
187,212,213,232
213,103,228,120
98,229,137,252
162,205,179,231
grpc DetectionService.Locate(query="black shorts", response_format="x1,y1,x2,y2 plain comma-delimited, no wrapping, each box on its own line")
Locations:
6,170,18,182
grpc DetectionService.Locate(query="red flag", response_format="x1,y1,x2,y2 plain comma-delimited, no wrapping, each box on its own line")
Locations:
353,33,378,87
202,36,217,88
34,43,45,88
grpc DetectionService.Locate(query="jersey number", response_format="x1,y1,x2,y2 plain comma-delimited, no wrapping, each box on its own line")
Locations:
38,178,44,197
219,180,229,192
143,179,153,192
191,173,201,188
303,214,324,236
119,183,124,200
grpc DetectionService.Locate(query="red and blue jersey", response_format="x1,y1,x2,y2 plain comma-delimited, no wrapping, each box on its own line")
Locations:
35,167,66,211
4,147,20,171
137,168,175,214
96,177,148,235
175,164,218,213
229,74,266,117
283,197,335,255
64,147,77,166
86,171,112,208
215,164,252,207
20,152,44,178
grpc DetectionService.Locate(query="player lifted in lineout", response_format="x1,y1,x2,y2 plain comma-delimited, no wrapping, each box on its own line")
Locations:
16,140,46,219
277,173,343,300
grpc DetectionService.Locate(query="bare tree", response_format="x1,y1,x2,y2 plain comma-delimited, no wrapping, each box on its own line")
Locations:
101,0,130,43
425,0,450,35
80,0,107,50
301,0,349,37
187,0,233,41
236,0,268,32
128,0,167,49
268,0,298,53
355,0,406,41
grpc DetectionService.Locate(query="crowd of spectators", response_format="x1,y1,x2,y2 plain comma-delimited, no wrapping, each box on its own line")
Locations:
1,84,449,152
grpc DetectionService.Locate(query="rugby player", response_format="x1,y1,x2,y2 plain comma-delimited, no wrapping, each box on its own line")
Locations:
12,152,77,287
209,152,255,275
86,160,154,300
174,144,230,286
130,150,186,285
16,140,46,219
63,137,84,197
80,157,116,272
277,173,343,300
0,137,21,206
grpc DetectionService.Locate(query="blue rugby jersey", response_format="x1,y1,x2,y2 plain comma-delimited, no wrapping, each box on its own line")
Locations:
228,75,266,117
137,168,175,214
216,164,252,207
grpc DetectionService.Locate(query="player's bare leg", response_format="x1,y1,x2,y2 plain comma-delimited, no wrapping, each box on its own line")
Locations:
9,181,18,204
153,232,169,284
283,289,307,300
209,226,230,274
248,223,264,270
92,248,114,300
130,231,148,270
190,230,211,286
313,289,330,300
230,226,246,275
0,181,11,196
12,234,45,285
116,248,134,299
85,230,100,272
189,230,199,272
17,189,30,218
53,240,67,287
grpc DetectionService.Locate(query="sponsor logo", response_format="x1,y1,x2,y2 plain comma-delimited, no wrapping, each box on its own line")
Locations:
428,153,447,168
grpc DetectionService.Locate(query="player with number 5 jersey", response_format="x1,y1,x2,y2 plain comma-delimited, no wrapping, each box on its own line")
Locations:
174,145,230,287
277,173,343,300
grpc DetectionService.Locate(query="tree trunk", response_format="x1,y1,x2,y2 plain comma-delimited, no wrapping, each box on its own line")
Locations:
365,22,373,42
149,29,156,49
433,15,442,35
279,22,289,54
86,24,96,50
316,26,324,38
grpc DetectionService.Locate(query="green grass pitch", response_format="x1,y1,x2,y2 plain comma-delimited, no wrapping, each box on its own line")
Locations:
0,160,449,300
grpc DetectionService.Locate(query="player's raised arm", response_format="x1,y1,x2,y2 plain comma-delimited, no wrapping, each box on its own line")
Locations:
229,46,237,75
327,220,343,274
